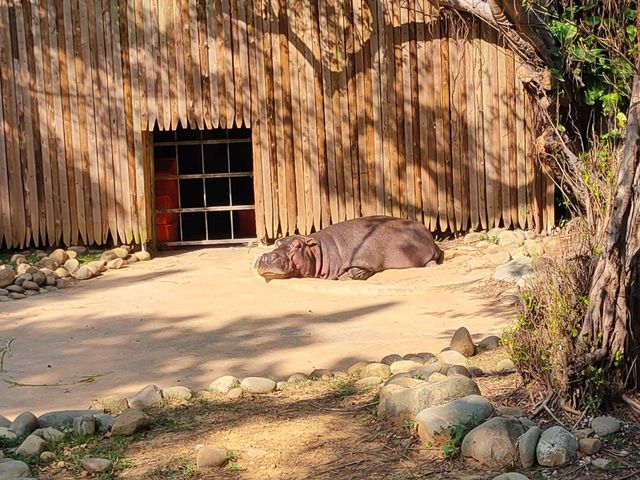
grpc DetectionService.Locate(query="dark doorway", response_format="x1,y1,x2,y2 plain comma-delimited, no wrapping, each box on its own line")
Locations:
152,127,256,246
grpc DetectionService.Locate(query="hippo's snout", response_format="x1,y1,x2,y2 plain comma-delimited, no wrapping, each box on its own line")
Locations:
256,250,292,280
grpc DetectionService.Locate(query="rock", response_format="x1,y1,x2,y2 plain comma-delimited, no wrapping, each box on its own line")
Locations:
381,354,403,365
390,360,424,375
0,269,15,288
240,377,276,394
415,395,494,444
402,353,426,363
379,375,481,424
0,288,7,297
355,376,384,387
14,273,31,286
309,369,333,380
73,266,93,280
536,426,578,467
461,417,527,469
386,377,425,389
33,427,66,442
85,261,106,275
49,249,68,265
9,292,26,300
21,280,39,291
106,258,124,270
362,362,391,378
45,275,57,286
15,434,47,457
209,376,240,394
63,258,80,274
10,412,39,437
36,258,59,271
450,327,476,357
428,372,449,383
93,414,116,433
163,386,193,401
111,409,151,436
346,361,368,376
524,240,545,257
488,251,512,265
68,245,87,254
54,267,70,278
447,365,471,378
573,428,594,440
11,253,27,263
493,474,529,480
38,410,99,429
497,406,527,418
416,352,436,363
287,373,308,382
100,394,129,414
418,362,451,379
124,255,139,265
479,337,504,353
464,232,484,244
0,415,10,428
498,231,521,246
591,416,621,436
0,460,31,479
579,437,601,455
15,263,30,275
101,251,118,262
437,350,468,366
493,258,533,283
196,447,228,469
591,458,612,470
73,415,96,436
55,278,71,289
518,426,542,468
129,384,163,409
80,457,113,473
66,249,78,259
496,359,516,373
134,251,151,261
379,384,409,402
40,451,55,463
0,427,17,441
227,387,243,399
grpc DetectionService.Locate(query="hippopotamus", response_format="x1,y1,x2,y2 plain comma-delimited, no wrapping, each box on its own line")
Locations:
256,215,442,281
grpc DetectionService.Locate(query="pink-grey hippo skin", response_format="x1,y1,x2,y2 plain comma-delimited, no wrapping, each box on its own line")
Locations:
256,215,443,281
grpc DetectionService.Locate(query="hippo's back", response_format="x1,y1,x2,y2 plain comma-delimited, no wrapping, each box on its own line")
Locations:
311,216,441,278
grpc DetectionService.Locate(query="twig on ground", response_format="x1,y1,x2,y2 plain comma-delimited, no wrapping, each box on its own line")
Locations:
311,459,366,477
532,393,554,418
571,409,588,431
543,403,567,429
616,469,640,480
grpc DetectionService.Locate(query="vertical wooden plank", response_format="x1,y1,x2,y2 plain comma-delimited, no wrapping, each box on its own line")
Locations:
329,0,346,222
505,46,519,228
288,0,306,233
337,0,354,220
158,0,171,129
433,19,447,231
515,65,527,228
197,0,211,129
205,0,220,128
221,0,235,127
319,0,338,224
130,0,144,243
173,0,187,127
27,0,55,244
246,0,266,239
237,0,251,125
401,0,414,220
368,0,383,216
0,27,10,246
188,0,203,129
230,0,243,126
408,0,422,223
142,0,156,129
166,0,179,129
464,18,480,230
150,0,163,130
383,1,398,217
343,0,359,219
480,25,495,228
354,0,368,216
214,0,227,127
78,0,101,243
94,0,116,242
449,22,463,231
13,0,39,245
497,39,511,227
133,0,147,134
180,0,195,127
391,0,406,219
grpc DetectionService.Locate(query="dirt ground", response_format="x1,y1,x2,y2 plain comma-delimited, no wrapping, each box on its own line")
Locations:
1,242,510,418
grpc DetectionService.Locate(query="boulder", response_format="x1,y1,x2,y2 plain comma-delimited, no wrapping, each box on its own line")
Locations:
361,362,391,378
111,409,151,436
379,375,481,424
450,327,476,357
415,395,494,444
0,460,31,479
10,411,38,437
436,350,468,366
461,417,527,469
0,269,15,288
163,386,193,401
15,434,47,457
209,376,240,394
240,377,276,394
591,416,621,436
536,426,578,467
129,384,163,409
518,426,542,468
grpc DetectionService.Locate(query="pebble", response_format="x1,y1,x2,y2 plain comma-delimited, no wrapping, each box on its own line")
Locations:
80,457,113,473
579,437,601,455
591,416,621,436
240,377,276,394
196,447,228,469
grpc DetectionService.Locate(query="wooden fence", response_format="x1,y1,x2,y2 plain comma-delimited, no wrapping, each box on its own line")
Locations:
0,0,554,248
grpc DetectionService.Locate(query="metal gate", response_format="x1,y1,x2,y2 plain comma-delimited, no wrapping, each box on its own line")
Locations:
152,127,256,246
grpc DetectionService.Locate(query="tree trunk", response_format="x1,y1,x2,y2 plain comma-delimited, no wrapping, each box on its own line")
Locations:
579,72,640,398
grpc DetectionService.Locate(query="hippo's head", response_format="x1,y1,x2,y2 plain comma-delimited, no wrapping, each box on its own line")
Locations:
255,235,319,281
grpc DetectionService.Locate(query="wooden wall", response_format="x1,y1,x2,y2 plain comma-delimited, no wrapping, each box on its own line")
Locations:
0,0,554,248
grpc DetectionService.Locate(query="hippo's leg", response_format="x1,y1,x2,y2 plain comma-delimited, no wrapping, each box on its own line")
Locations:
338,267,375,281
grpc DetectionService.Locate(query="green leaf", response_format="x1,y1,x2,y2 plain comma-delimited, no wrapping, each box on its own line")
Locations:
627,25,637,43
601,91,620,115
549,20,578,44
616,112,627,129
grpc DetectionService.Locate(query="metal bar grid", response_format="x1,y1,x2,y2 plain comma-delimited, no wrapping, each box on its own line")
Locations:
153,127,255,245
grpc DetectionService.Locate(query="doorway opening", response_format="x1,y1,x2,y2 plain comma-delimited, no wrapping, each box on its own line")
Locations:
152,127,256,246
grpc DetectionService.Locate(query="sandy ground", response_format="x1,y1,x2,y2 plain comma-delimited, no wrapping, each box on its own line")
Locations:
0,245,513,418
